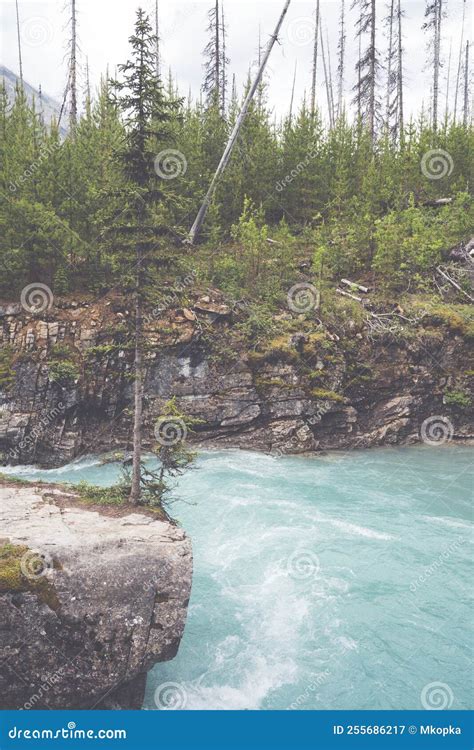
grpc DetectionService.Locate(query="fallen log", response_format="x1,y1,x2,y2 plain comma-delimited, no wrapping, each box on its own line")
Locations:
340,279,370,294
336,288,363,303
436,266,474,303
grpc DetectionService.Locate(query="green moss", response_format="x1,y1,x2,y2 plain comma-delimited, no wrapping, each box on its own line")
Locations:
310,388,345,403
411,300,474,338
0,346,15,390
255,377,289,389
0,543,60,610
304,332,328,351
444,389,472,409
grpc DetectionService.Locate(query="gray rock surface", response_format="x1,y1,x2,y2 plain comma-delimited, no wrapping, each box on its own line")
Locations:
0,487,192,709
0,294,472,465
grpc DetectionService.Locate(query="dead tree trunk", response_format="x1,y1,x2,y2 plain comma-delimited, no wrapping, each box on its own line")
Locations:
368,0,376,143
397,0,404,139
221,0,227,113
155,0,160,79
326,27,336,121
188,0,292,244
337,0,346,117
69,0,78,131
454,0,466,121
311,0,320,119
386,0,395,129
320,19,334,128
464,41,470,126
289,61,297,122
215,0,221,105
15,0,23,84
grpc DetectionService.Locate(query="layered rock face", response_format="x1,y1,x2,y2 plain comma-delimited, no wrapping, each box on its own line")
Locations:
0,486,192,709
0,293,472,467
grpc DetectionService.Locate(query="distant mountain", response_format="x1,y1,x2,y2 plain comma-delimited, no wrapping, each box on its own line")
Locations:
0,64,67,135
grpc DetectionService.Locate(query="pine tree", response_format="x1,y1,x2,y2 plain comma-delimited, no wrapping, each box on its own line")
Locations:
110,9,176,505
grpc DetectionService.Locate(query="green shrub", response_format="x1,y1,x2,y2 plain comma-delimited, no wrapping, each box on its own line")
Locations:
48,360,80,384
444,389,472,409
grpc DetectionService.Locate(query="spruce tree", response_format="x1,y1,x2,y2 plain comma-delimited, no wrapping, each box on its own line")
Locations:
110,8,176,505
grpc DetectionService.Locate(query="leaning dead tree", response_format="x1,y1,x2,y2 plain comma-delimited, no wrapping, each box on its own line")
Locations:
188,0,292,245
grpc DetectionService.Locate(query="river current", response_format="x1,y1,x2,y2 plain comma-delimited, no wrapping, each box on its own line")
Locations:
4,445,472,711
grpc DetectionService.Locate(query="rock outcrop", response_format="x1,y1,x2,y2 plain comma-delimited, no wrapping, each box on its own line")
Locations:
0,485,192,709
0,291,472,466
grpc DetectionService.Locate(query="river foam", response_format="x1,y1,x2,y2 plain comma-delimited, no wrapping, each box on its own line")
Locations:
4,444,473,710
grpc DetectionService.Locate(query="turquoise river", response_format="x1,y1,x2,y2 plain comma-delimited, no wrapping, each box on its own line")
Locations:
4,444,472,711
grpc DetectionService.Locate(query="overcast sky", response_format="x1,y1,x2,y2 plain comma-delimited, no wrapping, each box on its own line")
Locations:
0,0,471,123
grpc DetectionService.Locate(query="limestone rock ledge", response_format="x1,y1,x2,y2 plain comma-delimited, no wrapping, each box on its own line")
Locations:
0,487,192,709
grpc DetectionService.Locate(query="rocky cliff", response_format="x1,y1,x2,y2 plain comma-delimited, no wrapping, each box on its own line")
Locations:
0,290,472,467
0,482,192,709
